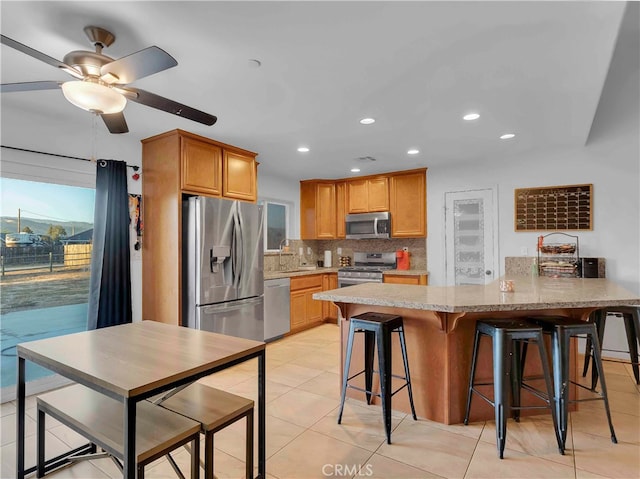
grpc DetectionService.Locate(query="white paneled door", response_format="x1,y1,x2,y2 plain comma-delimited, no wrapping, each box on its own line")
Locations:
445,188,498,285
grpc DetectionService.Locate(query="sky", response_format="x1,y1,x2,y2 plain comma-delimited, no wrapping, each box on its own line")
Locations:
0,177,95,224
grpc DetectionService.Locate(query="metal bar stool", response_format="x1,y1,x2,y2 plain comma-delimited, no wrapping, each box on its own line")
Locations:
338,312,417,444
526,316,617,451
463,318,562,459
582,306,640,388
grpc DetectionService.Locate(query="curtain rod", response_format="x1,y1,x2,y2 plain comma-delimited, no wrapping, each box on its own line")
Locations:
1,145,140,171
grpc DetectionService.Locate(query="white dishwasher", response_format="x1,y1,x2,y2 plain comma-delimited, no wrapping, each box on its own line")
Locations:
264,278,291,341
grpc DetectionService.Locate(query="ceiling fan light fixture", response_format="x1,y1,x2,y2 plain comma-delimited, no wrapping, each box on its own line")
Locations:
61,80,126,114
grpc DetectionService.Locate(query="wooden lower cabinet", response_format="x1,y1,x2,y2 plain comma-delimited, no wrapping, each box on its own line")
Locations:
290,273,339,333
383,274,428,285
322,273,338,321
289,275,324,333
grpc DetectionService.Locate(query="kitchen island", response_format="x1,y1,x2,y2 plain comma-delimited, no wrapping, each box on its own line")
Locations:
313,277,640,424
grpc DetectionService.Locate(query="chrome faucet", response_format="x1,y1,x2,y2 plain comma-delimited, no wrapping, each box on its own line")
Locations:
279,238,289,269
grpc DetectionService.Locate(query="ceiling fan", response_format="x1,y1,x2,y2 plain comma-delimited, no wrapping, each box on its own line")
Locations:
1,26,217,134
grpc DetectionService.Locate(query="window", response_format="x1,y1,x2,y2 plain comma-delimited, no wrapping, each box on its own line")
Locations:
260,200,290,251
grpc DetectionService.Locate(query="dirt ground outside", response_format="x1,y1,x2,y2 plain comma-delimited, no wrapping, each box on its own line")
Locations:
0,268,91,315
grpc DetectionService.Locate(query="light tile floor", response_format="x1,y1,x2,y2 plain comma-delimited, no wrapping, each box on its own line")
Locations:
2,323,639,478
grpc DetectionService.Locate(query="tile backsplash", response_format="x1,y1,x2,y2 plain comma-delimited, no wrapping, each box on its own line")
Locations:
264,238,426,272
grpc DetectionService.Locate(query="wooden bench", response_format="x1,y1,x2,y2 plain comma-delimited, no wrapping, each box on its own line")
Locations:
36,384,201,478
154,383,254,479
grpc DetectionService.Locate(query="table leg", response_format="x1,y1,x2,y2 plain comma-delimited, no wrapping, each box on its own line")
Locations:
258,351,265,479
124,397,137,478
16,356,26,479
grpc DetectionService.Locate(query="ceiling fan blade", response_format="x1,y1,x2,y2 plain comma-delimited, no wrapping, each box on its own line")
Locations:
1,81,62,93
101,112,129,134
1,35,83,79
119,87,217,126
101,46,177,84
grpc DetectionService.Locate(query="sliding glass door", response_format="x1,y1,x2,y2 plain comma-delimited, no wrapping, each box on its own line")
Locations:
0,178,94,402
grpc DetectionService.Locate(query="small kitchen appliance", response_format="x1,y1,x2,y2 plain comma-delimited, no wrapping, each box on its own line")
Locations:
345,212,391,239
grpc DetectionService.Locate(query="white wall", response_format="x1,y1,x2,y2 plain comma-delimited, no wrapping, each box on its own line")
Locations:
427,8,640,357
428,1,640,295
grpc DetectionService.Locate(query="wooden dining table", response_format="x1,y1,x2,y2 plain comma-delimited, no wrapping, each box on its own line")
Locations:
16,320,266,479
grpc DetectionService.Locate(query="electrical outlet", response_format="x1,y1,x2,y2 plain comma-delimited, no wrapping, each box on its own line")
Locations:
307,247,312,255
299,247,303,256
520,246,528,256
337,247,342,255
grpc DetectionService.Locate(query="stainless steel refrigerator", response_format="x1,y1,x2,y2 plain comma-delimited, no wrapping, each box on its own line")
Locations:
183,196,265,341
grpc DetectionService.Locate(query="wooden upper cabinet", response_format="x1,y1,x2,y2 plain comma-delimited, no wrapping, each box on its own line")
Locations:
181,136,222,196
223,150,257,202
300,168,425,240
347,176,389,213
390,169,427,237
367,176,389,212
315,182,336,239
300,181,336,239
300,181,317,240
336,181,346,238
347,179,368,213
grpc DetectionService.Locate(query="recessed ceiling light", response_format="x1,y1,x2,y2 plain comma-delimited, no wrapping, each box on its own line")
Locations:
350,168,361,173
297,147,310,153
463,113,480,121
359,118,375,125
500,133,515,140
407,149,419,155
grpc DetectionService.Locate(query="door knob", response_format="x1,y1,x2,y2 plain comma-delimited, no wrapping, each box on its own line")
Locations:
485,270,492,275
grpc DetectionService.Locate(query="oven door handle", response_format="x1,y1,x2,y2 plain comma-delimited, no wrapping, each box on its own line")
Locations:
338,277,383,287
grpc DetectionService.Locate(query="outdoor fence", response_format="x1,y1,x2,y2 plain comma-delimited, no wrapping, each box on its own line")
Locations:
0,243,92,276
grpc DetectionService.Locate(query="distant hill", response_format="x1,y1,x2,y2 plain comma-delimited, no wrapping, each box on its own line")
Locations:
1,216,93,237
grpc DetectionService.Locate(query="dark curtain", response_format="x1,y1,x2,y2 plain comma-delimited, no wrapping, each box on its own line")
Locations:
87,159,132,330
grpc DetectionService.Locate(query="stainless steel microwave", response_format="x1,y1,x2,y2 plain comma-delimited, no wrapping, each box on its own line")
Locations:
345,212,391,239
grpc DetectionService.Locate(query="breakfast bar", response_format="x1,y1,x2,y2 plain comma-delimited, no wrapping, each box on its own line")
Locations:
314,277,640,425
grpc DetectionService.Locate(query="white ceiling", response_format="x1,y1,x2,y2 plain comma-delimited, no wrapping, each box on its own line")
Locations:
0,1,629,181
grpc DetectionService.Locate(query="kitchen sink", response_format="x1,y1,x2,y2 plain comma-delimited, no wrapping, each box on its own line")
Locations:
295,265,317,271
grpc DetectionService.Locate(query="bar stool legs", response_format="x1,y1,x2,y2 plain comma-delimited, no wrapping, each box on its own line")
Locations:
530,317,617,449
583,307,640,388
338,312,417,445
464,319,562,459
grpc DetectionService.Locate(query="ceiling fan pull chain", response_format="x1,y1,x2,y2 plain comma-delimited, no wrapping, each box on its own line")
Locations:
91,113,98,162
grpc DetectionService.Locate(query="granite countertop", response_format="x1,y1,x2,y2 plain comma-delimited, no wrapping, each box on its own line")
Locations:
264,268,428,280
312,277,640,313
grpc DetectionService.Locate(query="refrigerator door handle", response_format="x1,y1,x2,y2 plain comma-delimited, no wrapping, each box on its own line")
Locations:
232,205,242,289
236,208,245,282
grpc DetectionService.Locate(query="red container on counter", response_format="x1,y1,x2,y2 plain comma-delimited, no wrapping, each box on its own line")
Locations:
396,250,410,270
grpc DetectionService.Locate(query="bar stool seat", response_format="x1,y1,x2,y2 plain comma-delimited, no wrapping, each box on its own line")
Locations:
582,306,640,387
338,312,417,444
153,383,254,479
463,318,562,458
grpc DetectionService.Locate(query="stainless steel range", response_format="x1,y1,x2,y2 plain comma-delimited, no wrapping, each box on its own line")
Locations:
338,252,396,287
